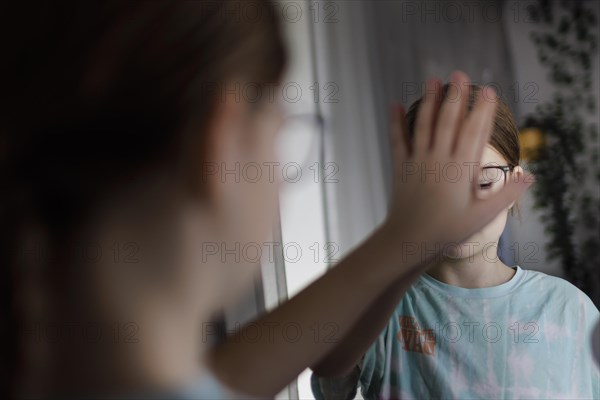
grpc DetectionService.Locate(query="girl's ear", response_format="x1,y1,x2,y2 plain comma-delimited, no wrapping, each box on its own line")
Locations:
202,91,246,209
509,165,524,211
512,165,524,182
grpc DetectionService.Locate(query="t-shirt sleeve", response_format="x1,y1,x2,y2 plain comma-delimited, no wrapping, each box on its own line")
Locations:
580,292,600,399
358,325,389,400
311,366,360,400
543,276,600,398
311,324,390,400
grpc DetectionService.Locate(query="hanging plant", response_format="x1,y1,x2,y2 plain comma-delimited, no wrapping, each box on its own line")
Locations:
522,0,599,305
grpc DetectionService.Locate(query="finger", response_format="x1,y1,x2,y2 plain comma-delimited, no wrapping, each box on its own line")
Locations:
456,86,498,162
414,78,442,156
389,103,410,162
433,71,470,154
462,172,534,239
471,87,499,164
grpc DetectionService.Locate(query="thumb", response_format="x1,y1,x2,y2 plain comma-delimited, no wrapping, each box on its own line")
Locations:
463,171,534,237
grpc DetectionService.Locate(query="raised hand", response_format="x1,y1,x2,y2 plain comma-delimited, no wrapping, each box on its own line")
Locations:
386,72,532,263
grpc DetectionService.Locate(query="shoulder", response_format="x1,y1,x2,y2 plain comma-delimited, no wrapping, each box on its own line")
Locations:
519,268,599,315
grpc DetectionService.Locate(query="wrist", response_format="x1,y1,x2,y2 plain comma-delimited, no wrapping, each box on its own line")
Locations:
376,218,426,272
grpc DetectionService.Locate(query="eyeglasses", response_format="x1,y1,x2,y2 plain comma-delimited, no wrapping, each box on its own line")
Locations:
276,113,323,170
477,165,515,199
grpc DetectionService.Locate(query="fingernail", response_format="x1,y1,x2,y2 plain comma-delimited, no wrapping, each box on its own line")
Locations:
426,78,435,91
525,172,536,185
483,86,498,101
451,71,465,83
516,172,535,187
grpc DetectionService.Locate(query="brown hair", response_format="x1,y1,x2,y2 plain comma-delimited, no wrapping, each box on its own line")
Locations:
0,1,287,397
405,84,520,168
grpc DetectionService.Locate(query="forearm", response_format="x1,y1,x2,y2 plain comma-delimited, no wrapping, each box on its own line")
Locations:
207,222,426,397
310,264,425,378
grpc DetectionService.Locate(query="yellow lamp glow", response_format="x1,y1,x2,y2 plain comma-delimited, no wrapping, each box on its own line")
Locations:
519,127,546,162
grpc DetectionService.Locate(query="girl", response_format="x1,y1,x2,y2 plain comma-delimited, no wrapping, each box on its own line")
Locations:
311,85,600,399
1,2,531,399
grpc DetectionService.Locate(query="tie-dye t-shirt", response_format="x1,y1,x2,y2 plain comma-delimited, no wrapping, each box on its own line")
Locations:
312,266,600,400
178,371,252,399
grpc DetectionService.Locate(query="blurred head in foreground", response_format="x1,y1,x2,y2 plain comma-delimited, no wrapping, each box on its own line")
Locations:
1,1,287,397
